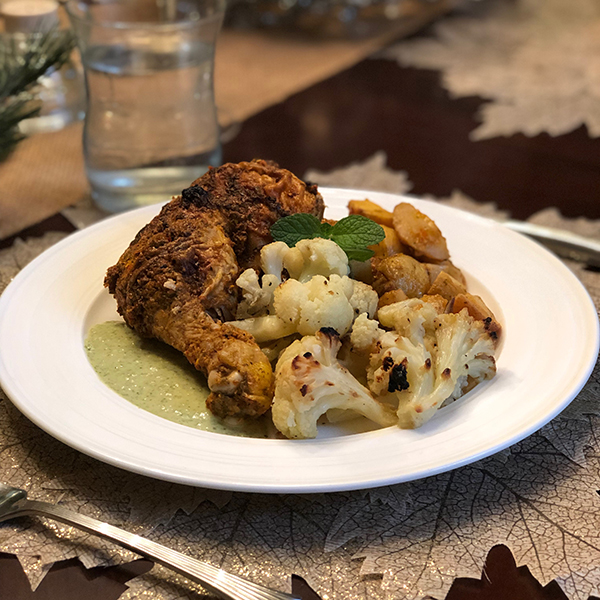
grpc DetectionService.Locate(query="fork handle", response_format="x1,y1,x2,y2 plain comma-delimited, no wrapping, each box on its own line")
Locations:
8,499,298,600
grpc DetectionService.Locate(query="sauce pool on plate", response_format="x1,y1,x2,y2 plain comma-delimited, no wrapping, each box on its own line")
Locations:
85,321,273,438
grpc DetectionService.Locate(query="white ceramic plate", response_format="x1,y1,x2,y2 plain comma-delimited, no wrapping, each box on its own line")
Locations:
0,189,598,493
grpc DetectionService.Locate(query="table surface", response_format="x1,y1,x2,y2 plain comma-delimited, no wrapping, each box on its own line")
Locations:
1,40,600,600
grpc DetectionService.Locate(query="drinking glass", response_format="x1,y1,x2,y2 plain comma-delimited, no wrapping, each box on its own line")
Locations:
66,0,225,213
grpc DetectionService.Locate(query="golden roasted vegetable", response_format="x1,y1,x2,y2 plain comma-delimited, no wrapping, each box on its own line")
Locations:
421,293,449,313
423,260,466,287
348,199,394,227
392,202,450,262
378,289,409,309
369,224,405,258
427,271,467,300
450,293,502,343
372,254,430,298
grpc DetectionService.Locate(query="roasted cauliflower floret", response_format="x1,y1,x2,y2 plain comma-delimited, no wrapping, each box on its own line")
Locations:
234,272,379,342
231,314,296,343
259,238,349,283
236,238,350,319
235,268,280,319
350,313,384,354
274,274,378,337
349,280,379,319
287,238,350,282
272,329,398,439
377,298,439,348
274,275,353,336
433,310,497,402
367,299,497,429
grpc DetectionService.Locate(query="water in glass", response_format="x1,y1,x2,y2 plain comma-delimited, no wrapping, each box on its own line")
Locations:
68,0,224,213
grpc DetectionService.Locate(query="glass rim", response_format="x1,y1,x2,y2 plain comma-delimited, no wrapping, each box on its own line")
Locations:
64,0,226,31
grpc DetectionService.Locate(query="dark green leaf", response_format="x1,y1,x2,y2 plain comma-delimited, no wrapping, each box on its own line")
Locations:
270,213,323,247
344,247,375,262
330,215,385,250
319,221,334,236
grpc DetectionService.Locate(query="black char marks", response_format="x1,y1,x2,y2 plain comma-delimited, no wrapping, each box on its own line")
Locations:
388,358,410,393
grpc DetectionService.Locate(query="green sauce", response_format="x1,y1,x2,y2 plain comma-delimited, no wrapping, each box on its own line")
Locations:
84,321,273,438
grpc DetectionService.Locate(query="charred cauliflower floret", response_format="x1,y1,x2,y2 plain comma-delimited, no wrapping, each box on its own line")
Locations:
234,273,378,343
274,275,353,336
236,239,351,321
433,310,497,402
367,299,497,429
272,329,398,439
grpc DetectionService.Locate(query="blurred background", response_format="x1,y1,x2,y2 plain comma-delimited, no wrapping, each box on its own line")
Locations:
1,0,599,231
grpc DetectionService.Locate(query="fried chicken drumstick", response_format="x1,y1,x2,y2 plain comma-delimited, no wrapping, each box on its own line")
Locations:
105,160,324,419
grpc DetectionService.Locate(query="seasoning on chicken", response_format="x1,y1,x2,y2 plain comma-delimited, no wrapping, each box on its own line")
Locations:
104,160,324,419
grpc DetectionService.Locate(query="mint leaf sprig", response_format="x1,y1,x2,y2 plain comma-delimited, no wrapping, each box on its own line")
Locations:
270,213,385,262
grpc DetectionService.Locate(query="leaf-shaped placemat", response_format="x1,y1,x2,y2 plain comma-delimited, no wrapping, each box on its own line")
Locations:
380,0,600,140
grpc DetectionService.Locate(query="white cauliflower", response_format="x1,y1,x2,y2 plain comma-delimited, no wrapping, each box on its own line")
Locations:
235,268,280,319
349,280,379,319
433,311,497,403
349,313,384,354
273,274,378,338
272,329,398,439
286,238,350,282
366,299,497,429
230,314,296,343
235,238,350,319
377,298,438,353
234,272,378,342
274,275,353,336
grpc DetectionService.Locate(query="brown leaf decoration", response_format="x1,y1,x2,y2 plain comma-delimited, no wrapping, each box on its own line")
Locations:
292,574,323,600
0,552,152,599
443,545,569,600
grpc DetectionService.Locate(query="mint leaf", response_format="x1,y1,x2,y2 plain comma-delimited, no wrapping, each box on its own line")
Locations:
270,213,385,262
330,215,386,250
319,221,334,236
271,213,323,247
344,248,375,262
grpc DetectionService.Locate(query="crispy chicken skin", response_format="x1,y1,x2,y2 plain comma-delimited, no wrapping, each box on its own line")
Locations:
187,159,324,270
105,159,324,419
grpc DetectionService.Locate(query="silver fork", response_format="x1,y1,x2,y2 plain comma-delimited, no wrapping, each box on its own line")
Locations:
0,483,299,600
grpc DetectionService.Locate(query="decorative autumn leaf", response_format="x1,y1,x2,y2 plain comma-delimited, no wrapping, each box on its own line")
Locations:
324,488,409,552
0,553,153,600
538,363,600,466
292,575,324,600
381,0,600,140
443,544,569,600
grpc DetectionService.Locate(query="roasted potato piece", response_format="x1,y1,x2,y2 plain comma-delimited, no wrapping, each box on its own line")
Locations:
427,271,467,300
372,254,430,298
377,288,409,309
423,260,466,287
393,202,450,262
450,293,502,343
421,293,448,313
348,199,394,227
370,224,405,258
